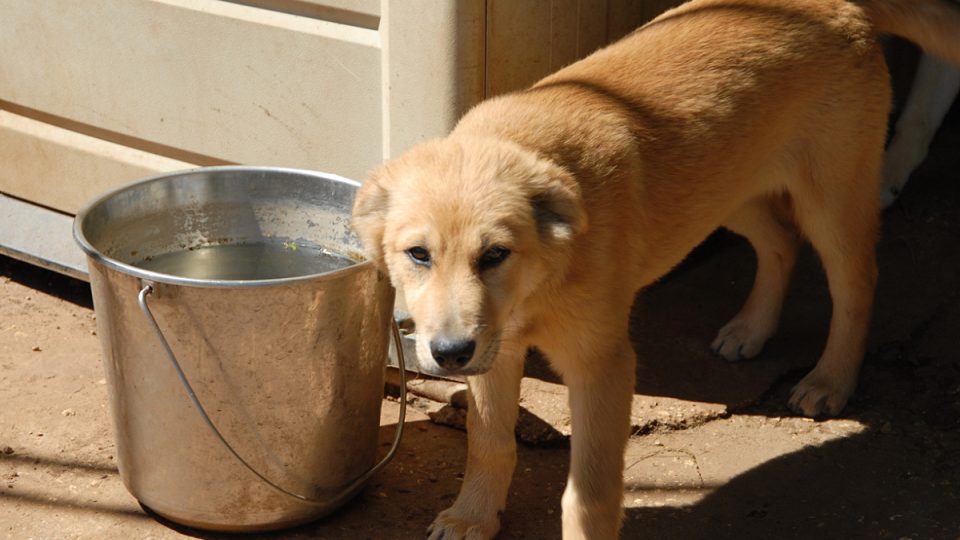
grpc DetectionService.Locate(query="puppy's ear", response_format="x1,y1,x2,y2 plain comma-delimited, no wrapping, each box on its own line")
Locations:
351,170,390,267
528,164,587,243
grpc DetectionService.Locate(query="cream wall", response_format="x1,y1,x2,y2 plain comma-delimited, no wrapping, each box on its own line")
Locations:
0,0,683,215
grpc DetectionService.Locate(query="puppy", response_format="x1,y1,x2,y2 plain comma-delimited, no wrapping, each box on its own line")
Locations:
353,1,960,537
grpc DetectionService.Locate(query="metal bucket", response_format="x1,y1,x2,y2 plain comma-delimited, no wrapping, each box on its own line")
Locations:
73,166,405,532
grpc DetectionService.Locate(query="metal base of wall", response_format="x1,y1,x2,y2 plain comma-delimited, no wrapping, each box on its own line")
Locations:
0,193,88,281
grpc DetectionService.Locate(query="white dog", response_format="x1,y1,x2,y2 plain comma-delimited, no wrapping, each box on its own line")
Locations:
882,53,960,206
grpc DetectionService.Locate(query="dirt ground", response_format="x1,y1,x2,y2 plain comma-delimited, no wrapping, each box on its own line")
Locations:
2,98,960,540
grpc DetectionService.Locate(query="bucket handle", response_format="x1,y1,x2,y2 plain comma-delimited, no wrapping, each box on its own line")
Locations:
137,283,407,507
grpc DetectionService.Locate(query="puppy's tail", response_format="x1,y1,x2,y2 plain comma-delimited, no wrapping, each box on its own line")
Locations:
858,0,960,65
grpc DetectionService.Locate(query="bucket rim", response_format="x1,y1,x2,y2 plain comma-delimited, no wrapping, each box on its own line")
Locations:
73,165,378,288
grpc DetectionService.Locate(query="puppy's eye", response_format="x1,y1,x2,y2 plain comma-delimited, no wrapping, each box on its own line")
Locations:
406,246,431,267
479,245,511,270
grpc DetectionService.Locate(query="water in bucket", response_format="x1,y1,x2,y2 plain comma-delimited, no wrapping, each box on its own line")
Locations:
135,242,355,281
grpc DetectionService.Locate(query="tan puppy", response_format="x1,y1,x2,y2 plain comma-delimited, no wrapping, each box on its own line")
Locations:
353,1,960,538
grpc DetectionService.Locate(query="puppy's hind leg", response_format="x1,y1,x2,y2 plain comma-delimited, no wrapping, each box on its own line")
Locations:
427,342,525,540
712,196,801,361
789,153,881,417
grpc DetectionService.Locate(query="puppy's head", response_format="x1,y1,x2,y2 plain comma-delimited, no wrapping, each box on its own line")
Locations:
352,136,586,376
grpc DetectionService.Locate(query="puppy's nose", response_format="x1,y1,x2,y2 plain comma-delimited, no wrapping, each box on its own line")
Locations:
429,338,476,370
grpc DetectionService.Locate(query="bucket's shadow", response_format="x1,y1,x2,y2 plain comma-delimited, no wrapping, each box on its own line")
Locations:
0,255,93,308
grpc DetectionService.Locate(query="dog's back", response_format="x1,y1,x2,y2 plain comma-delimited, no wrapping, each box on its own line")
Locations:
457,0,887,284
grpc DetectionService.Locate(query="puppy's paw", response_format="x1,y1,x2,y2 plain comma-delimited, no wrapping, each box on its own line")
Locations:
426,507,500,540
880,154,914,209
711,318,771,362
788,369,854,417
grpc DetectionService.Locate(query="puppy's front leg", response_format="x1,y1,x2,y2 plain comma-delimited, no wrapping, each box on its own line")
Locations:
557,342,635,539
427,345,525,540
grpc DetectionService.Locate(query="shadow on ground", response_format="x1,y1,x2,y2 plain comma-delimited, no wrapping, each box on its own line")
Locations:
622,418,960,539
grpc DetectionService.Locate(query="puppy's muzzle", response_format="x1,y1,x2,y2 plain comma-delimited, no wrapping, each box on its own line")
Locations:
429,337,476,371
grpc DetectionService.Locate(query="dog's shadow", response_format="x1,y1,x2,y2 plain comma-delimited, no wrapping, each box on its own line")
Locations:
523,229,833,412
628,231,829,407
